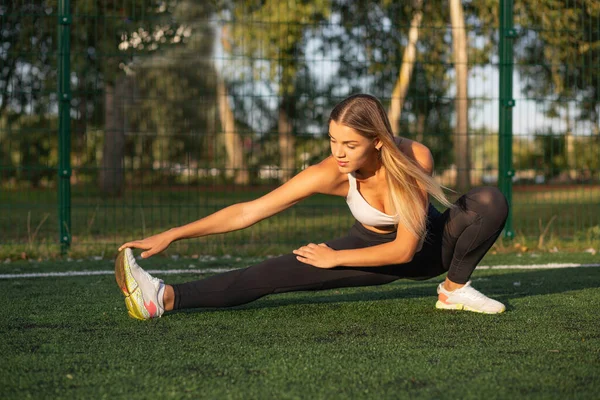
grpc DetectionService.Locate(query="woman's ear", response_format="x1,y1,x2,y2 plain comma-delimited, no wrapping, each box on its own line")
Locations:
374,139,383,151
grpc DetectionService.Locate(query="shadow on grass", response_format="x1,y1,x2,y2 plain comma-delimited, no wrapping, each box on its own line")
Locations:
171,267,600,316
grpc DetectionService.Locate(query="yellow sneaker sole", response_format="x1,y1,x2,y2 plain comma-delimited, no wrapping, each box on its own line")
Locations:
115,249,150,320
435,300,505,314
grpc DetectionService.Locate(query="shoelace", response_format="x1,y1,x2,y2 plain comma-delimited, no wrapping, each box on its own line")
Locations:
141,268,162,286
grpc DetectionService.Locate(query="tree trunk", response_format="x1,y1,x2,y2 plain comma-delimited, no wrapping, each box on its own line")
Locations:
100,79,127,196
450,0,470,192
218,24,249,184
278,98,295,182
565,103,575,179
218,78,249,185
388,0,423,135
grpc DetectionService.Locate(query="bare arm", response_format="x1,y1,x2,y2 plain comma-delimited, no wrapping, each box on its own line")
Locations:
166,157,338,240
119,157,342,257
166,202,252,240
333,222,422,266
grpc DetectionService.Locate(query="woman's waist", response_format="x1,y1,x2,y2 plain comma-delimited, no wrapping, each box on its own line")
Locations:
350,203,442,243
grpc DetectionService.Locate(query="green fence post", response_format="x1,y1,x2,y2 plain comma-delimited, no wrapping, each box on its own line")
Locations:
498,0,515,239
58,0,72,254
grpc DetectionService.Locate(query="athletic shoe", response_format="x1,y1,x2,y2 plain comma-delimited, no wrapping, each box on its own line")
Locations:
115,248,165,320
436,281,505,314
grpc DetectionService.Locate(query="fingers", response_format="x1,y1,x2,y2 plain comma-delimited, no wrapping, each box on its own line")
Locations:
292,247,312,263
294,253,320,267
295,255,310,264
118,240,150,253
292,249,306,256
294,243,316,252
293,247,313,257
118,242,140,251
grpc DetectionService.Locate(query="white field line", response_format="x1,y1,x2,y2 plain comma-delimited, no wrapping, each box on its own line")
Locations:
0,268,235,279
0,263,599,279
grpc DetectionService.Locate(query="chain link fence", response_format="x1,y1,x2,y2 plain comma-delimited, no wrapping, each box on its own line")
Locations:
1,0,599,259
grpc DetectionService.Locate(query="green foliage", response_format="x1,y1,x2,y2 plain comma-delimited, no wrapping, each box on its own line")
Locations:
0,2,57,115
226,0,332,95
0,113,58,186
516,0,600,125
572,135,600,173
1,1,230,188
125,1,218,175
575,225,600,242
533,131,567,179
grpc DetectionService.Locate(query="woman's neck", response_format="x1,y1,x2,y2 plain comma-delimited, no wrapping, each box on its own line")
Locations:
356,160,384,181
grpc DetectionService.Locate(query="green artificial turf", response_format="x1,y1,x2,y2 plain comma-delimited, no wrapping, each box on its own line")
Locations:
1,258,599,399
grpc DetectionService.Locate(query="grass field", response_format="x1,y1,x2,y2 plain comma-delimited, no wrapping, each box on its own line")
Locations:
1,253,599,399
2,185,600,260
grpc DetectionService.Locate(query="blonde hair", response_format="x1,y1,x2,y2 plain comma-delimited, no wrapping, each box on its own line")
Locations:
329,94,454,241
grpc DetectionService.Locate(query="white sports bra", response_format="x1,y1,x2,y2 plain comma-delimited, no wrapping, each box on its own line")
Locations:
345,172,398,227
346,171,426,252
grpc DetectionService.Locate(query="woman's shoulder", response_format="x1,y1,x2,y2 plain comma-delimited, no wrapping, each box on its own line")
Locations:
394,137,434,175
314,155,349,179
310,156,349,195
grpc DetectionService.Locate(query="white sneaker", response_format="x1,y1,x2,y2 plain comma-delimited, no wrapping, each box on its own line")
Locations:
115,248,165,320
436,281,505,314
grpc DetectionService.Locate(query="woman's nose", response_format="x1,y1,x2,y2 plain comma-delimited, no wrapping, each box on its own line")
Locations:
332,144,345,158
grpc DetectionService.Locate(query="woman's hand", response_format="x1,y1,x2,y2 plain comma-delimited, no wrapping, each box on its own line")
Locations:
118,230,176,258
293,243,338,269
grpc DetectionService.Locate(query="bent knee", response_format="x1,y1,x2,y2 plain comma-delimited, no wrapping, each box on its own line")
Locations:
470,186,507,208
467,186,508,224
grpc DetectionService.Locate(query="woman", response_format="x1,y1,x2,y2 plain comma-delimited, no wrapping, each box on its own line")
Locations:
115,94,508,320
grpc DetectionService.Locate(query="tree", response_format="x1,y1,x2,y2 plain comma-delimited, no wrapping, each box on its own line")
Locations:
388,0,423,135
0,3,58,116
516,0,600,175
450,0,470,192
330,1,455,171
224,0,332,182
120,1,218,189
0,3,59,184
500,0,600,184
94,1,188,195
219,25,249,185
0,1,191,191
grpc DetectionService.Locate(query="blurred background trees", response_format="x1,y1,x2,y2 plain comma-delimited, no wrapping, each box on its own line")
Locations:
1,0,599,195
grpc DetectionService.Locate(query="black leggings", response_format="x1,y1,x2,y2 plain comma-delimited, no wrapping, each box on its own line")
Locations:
173,186,508,310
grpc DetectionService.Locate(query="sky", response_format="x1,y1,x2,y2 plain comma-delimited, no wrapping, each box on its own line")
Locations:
211,16,594,140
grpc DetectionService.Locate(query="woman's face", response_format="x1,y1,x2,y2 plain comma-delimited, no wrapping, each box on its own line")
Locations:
329,120,379,172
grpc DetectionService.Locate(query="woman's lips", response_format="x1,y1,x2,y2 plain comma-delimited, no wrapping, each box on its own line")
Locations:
337,161,348,167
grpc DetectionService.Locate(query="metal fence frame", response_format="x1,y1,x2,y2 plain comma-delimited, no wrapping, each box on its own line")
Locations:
2,0,599,257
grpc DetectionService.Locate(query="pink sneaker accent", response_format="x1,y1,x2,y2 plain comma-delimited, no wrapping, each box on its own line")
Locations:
115,248,165,320
144,301,158,317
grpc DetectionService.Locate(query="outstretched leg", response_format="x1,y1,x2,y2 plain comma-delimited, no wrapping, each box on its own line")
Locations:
116,228,410,319
171,234,400,310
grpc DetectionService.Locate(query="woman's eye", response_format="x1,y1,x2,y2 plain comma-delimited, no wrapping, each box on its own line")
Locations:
347,146,355,149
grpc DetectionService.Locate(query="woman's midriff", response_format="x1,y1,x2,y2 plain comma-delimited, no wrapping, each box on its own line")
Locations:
361,223,396,234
